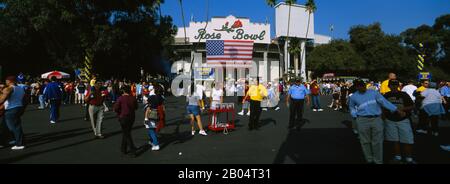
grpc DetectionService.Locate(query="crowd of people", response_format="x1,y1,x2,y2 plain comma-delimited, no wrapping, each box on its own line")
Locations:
0,72,449,162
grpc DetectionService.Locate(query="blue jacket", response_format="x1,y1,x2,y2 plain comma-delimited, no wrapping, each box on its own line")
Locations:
43,82,63,100
349,89,397,118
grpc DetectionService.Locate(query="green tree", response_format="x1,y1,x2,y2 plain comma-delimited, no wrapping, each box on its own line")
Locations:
307,40,364,77
0,0,176,80
349,23,417,81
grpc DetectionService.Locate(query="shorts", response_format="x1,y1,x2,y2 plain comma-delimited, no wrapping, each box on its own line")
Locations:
187,105,201,116
384,119,414,144
243,101,250,109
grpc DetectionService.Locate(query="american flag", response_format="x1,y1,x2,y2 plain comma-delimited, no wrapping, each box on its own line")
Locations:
206,40,254,68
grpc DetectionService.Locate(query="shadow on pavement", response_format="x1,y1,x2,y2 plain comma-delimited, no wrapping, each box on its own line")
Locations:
273,119,366,164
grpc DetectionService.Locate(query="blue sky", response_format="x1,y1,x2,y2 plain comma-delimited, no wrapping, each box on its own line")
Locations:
161,0,449,39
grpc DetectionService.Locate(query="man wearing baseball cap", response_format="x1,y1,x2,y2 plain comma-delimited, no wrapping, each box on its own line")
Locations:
349,79,404,164
383,79,416,164
0,76,26,150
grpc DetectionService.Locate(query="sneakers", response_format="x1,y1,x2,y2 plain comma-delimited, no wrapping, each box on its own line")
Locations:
352,129,359,135
389,157,403,164
318,109,324,112
404,158,417,164
151,145,160,151
191,131,195,136
275,107,280,111
246,112,251,116
96,134,105,139
334,108,339,111
262,108,268,111
433,132,439,137
50,121,56,124
199,130,208,136
238,111,244,116
38,107,44,110
11,146,25,150
440,145,450,152
313,109,317,112
416,129,428,134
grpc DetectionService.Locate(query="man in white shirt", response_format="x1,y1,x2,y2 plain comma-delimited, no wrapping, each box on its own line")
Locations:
402,80,418,102
195,82,206,108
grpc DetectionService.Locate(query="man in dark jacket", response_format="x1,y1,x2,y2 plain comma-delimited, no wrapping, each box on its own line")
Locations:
43,76,63,124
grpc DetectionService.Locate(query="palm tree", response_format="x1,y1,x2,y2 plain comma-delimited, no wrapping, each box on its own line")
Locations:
267,0,297,76
288,37,301,78
300,0,316,81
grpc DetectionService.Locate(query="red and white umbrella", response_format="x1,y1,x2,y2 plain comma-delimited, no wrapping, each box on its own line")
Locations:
41,71,71,79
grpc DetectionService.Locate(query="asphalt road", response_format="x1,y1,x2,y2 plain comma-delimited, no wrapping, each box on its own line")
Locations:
0,95,449,164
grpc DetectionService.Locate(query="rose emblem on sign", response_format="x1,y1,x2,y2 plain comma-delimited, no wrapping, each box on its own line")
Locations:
214,20,244,33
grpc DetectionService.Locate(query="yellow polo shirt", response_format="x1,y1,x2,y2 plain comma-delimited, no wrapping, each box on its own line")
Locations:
247,84,268,102
90,79,96,87
416,86,426,92
380,80,390,94
380,79,400,94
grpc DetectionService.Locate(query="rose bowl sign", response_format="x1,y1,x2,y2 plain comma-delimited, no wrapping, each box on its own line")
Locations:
176,15,271,44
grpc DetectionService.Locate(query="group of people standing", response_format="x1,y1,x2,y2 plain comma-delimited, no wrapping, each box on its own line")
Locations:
349,73,448,164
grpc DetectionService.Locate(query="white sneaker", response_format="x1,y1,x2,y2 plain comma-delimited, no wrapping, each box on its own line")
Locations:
238,111,244,116
440,145,450,152
353,129,359,135
246,112,251,116
151,145,160,151
313,109,317,112
50,121,56,124
433,132,439,137
38,107,44,110
11,146,25,150
318,109,324,112
199,130,208,136
191,131,195,136
416,129,428,134
328,105,333,108
334,108,339,111
262,108,268,111
275,107,280,111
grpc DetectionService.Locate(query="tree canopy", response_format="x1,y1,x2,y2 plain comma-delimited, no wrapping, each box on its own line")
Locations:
308,15,449,82
0,0,177,80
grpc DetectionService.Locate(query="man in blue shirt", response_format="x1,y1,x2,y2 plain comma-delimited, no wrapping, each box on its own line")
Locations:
286,78,310,129
43,76,63,124
349,79,404,164
441,81,450,120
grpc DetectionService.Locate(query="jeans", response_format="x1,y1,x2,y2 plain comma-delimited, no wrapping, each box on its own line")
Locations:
4,107,24,146
311,95,321,109
89,105,104,135
289,99,305,127
249,100,262,129
356,116,384,164
148,128,159,146
50,99,61,122
119,116,136,153
38,95,45,108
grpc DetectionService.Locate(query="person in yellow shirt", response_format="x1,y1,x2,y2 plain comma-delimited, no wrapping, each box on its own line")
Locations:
89,75,97,88
380,73,397,94
243,78,268,130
